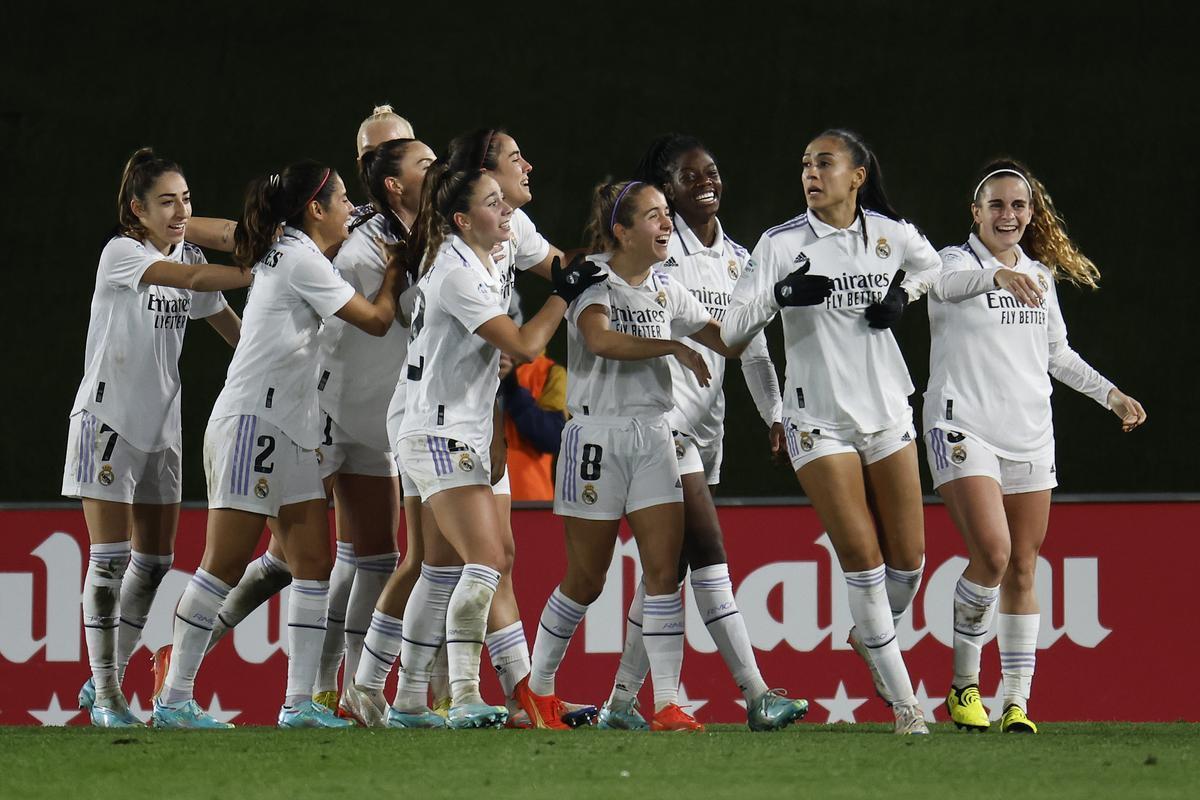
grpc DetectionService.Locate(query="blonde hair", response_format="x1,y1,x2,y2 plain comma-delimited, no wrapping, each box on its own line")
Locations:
356,104,415,157
974,159,1100,289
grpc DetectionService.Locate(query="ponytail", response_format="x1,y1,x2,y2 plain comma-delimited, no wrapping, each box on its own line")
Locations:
115,147,184,240
356,103,414,157
816,128,901,248
446,127,507,173
232,161,337,267
401,160,489,281
359,138,418,243
584,179,653,253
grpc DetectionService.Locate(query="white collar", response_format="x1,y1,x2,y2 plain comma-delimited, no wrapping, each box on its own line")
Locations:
807,211,864,239
674,213,724,256
282,226,324,257
445,234,499,281
967,232,1029,270
590,252,659,291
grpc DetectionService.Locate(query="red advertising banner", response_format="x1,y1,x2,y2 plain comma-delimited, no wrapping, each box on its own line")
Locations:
1,503,1195,726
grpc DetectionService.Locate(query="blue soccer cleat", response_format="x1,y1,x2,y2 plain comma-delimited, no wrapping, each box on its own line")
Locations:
447,703,508,729
596,698,650,731
278,700,356,729
747,689,809,732
151,698,235,729
90,694,144,728
78,678,96,712
386,706,447,729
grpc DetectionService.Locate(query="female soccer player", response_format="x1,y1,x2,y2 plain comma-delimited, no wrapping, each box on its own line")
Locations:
722,129,941,734
151,160,401,729
382,161,603,729
67,148,248,727
594,134,807,731
525,180,742,733
923,160,1145,734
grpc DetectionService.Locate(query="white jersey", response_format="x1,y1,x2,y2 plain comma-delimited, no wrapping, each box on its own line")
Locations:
317,213,408,450
924,233,1114,461
71,235,227,451
725,210,941,435
492,207,551,302
210,227,355,449
658,215,782,445
566,254,711,420
398,236,508,455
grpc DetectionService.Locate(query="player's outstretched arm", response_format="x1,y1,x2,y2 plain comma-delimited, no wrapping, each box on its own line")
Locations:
141,259,252,292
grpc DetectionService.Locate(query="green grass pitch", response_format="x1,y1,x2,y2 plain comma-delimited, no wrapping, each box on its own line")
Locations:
5,723,1197,799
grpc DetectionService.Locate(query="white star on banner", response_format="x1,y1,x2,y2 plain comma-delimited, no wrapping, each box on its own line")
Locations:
205,694,241,724
913,681,941,722
816,682,867,723
29,693,83,726
675,683,708,717
127,693,152,724
982,680,1006,721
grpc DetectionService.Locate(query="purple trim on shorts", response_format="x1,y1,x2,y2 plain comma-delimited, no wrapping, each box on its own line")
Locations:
562,425,580,502
426,435,452,476
930,428,949,471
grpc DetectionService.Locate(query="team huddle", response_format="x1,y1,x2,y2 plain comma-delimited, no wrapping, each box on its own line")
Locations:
65,106,1146,735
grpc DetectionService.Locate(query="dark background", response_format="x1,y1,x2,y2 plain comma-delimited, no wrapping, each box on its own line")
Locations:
2,2,1195,501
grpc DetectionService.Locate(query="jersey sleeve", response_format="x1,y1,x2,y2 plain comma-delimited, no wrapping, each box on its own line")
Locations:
290,252,357,319
669,279,712,339
723,233,784,348
1044,275,1114,406
740,331,783,426
930,247,1002,302
897,222,943,300
189,291,228,319
512,210,551,271
440,266,508,333
567,281,611,327
100,236,157,291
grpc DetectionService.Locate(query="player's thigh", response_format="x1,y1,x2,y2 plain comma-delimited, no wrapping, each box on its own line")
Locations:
427,484,507,571
938,475,1012,583
627,501,686,595
333,472,401,556
130,502,180,555
1002,489,1051,576
862,442,924,569
81,498,134,544
680,470,725,570
796,452,882,571
560,516,622,603
275,497,335,580
200,507,271,585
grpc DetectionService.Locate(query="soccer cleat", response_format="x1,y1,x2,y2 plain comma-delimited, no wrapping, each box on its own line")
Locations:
447,703,508,729
78,678,96,712
387,706,448,729
946,684,990,731
747,689,809,732
151,698,234,729
650,703,704,732
847,626,891,706
150,644,172,700
312,690,339,713
431,696,452,719
278,700,356,729
893,702,930,735
505,708,534,729
1000,704,1038,734
597,698,649,731
513,676,569,730
90,694,145,728
560,698,600,728
340,683,388,728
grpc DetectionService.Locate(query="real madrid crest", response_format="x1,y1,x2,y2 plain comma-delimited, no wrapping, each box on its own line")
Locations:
655,290,667,308
582,484,599,505
727,259,739,280
458,453,475,472
799,431,814,452
98,464,115,486
951,444,967,464
875,238,891,259
254,478,270,498
1037,273,1049,292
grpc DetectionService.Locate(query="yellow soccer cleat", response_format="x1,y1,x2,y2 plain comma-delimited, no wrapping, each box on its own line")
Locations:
1000,704,1038,734
431,696,451,720
313,690,339,714
946,684,990,732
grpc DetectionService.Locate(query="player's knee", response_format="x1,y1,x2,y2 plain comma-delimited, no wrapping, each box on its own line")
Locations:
1001,555,1036,593
642,564,680,596
975,543,1011,583
561,572,606,605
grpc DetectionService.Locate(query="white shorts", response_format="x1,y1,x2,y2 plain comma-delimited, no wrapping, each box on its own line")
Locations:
926,427,1058,495
392,445,508,500
205,415,326,516
554,416,683,521
673,431,722,486
396,434,493,502
784,408,916,472
61,411,182,505
318,412,398,479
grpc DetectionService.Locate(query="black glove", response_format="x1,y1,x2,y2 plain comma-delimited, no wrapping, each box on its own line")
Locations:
773,255,833,307
864,269,908,329
551,253,606,304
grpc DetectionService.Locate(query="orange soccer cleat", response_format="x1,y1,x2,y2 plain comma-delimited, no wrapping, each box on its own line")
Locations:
150,644,173,700
513,675,570,730
650,703,704,732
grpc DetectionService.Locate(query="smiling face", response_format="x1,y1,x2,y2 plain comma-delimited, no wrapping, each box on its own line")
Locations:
454,174,513,251
614,186,673,265
488,133,533,208
310,173,354,245
801,136,865,213
972,176,1033,256
667,147,721,224
131,171,190,254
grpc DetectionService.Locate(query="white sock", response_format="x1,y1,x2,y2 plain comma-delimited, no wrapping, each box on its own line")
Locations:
885,558,924,623
845,565,914,706
162,569,231,706
393,564,460,712
530,586,589,696
116,551,173,684
206,550,291,654
83,541,131,698
691,564,768,701
485,620,531,701
609,580,648,706
285,579,329,707
354,610,403,692
642,591,685,711
315,542,355,694
953,576,1000,688
998,613,1039,711
344,551,397,688
446,564,501,707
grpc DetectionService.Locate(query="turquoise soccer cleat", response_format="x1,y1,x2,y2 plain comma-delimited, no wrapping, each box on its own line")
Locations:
278,700,356,729
90,694,144,728
446,703,508,729
151,698,234,729
596,698,650,731
386,706,447,729
78,678,96,712
747,689,809,732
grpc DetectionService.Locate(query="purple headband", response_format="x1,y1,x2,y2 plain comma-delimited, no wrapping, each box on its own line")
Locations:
610,181,643,233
